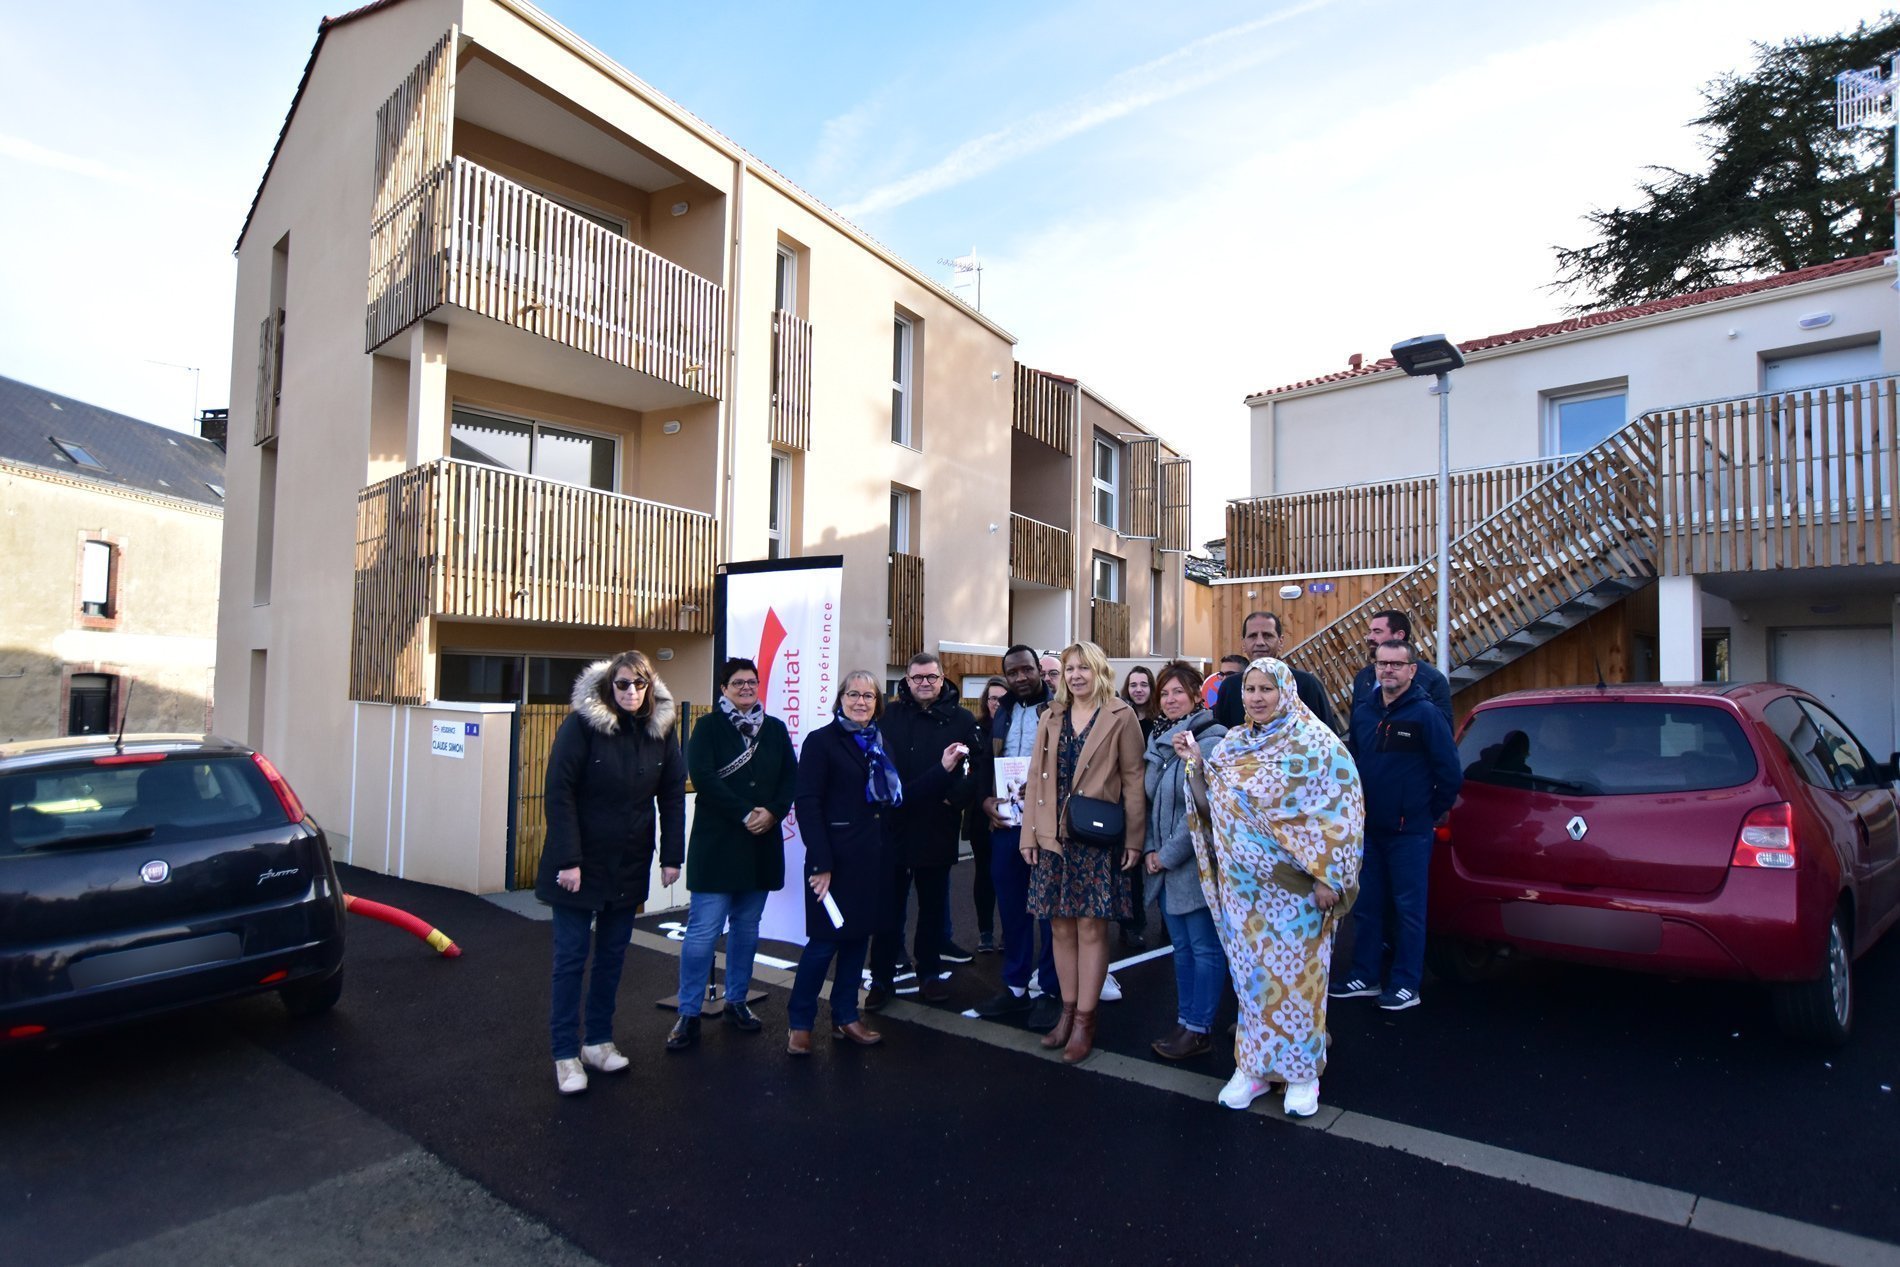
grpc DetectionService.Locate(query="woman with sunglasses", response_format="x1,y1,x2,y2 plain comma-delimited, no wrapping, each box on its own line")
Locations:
538,651,686,1094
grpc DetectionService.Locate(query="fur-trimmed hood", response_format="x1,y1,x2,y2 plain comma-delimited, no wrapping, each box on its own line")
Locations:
571,659,677,739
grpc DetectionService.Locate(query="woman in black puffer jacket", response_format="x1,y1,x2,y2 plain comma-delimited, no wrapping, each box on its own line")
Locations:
537,651,685,1094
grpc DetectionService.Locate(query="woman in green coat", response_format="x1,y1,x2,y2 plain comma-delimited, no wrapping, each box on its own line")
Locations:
667,658,797,1050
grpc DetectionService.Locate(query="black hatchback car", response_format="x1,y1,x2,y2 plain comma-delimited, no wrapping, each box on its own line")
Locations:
1,735,345,1043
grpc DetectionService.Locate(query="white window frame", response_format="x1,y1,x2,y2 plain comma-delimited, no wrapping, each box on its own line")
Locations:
1542,383,1628,457
80,540,115,618
449,405,620,493
775,246,798,313
766,450,792,559
1092,432,1121,528
1092,552,1123,602
890,487,914,554
891,314,915,448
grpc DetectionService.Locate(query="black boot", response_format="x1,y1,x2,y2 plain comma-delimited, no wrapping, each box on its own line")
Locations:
665,1014,700,1051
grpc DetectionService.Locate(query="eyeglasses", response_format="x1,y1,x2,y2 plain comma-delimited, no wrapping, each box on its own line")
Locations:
726,679,759,690
612,677,649,691
841,690,880,702
906,673,942,684
1374,663,1413,674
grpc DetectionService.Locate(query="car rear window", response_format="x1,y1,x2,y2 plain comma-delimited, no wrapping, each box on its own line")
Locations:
2,756,282,858
1459,701,1758,796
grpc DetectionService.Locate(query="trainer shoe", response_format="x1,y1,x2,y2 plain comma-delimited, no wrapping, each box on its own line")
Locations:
1099,973,1123,1002
940,941,975,964
893,969,920,996
1328,977,1379,999
580,1042,630,1073
554,1058,588,1095
1378,987,1421,1011
1217,1069,1274,1110
972,989,1033,1018
1283,1079,1321,1117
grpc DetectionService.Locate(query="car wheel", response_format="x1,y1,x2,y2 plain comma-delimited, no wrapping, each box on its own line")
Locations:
279,967,343,1018
1425,936,1511,985
1772,910,1851,1047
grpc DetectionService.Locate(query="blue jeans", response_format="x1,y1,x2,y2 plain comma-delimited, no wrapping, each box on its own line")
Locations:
990,827,1057,995
1163,905,1228,1032
1348,829,1434,994
548,903,640,1060
676,889,769,1018
787,936,870,1030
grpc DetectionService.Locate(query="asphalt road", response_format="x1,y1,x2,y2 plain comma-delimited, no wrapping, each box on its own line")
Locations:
5,859,1896,1265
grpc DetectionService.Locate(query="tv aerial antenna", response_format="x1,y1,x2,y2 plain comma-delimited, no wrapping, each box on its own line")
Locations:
937,248,984,311
1836,55,1899,285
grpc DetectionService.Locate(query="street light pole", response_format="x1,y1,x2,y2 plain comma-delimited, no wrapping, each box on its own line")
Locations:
1432,371,1451,676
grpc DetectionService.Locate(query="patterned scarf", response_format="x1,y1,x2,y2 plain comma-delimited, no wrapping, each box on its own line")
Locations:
1195,657,1364,892
718,695,764,740
839,715,904,806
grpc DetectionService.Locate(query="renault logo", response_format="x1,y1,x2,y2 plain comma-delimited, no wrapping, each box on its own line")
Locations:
1566,815,1588,841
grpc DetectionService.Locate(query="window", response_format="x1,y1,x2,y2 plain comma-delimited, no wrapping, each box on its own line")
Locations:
79,540,116,620
1459,702,1756,795
52,437,106,470
450,408,617,491
438,654,595,705
766,450,793,560
67,673,116,736
891,314,914,446
889,487,915,554
1544,384,1627,456
1150,565,1165,654
775,246,798,312
1092,553,1123,602
1093,433,1121,527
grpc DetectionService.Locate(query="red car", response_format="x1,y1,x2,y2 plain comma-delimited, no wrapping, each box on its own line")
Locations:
1429,683,1900,1044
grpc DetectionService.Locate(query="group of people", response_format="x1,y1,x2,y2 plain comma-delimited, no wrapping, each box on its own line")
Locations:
532,610,1462,1120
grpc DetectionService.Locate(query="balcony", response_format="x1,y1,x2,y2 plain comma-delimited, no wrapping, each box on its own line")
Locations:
351,459,717,704
367,156,728,400
1091,598,1130,657
1009,513,1073,589
888,552,925,664
770,310,813,450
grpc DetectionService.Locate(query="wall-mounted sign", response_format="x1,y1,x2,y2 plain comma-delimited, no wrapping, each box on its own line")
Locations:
1308,582,1336,594
464,722,481,737
430,720,465,759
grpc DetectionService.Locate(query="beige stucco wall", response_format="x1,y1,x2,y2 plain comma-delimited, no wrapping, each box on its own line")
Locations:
1251,269,1900,495
1072,388,1186,659
1,468,221,742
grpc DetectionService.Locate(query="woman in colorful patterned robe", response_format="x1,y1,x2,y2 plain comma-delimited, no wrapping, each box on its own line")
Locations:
1180,656,1364,1116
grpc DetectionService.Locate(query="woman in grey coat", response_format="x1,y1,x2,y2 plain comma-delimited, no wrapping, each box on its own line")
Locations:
1143,663,1229,1060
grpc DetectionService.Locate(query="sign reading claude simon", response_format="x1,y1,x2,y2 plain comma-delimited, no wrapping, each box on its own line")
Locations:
430,720,466,759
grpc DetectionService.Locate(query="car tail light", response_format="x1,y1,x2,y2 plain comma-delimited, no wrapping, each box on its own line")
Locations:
6,1024,47,1041
1732,801,1796,869
251,751,306,825
94,752,166,766
1434,821,1452,847
259,969,289,985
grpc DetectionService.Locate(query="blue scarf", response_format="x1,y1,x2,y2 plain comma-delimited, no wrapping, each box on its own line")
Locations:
839,715,904,806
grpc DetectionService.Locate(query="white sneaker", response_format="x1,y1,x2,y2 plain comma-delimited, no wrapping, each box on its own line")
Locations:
554,1058,588,1095
1283,1079,1320,1118
581,1042,629,1073
1099,973,1123,1002
1217,1069,1274,1110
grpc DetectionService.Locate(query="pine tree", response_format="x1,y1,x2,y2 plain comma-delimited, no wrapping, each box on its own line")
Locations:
1552,16,1900,312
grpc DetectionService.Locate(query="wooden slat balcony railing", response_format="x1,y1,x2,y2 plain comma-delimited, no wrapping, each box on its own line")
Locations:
1290,431,1661,722
1655,377,1900,573
770,310,813,450
1124,435,1160,539
888,551,925,664
1009,513,1073,589
1013,362,1076,455
351,459,717,704
1092,598,1131,658
368,156,729,401
1225,457,1569,577
1159,457,1192,552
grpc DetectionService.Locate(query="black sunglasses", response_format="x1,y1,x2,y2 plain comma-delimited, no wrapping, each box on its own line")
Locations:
613,676,650,691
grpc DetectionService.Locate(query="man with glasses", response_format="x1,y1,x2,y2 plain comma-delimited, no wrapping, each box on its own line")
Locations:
865,652,979,1009
1334,640,1462,1012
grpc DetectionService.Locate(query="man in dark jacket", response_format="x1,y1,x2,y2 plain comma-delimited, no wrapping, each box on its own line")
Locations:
1348,609,1452,724
970,645,1064,1027
865,652,979,1009
1215,610,1335,730
1334,640,1462,1012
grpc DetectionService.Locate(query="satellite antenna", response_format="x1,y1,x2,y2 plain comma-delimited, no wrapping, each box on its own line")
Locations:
1835,56,1899,287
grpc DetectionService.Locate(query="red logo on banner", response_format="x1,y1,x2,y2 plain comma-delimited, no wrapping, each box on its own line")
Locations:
756,608,788,709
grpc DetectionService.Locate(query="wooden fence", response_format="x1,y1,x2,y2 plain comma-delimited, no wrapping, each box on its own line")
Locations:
1009,513,1072,589
888,551,925,664
1092,598,1131,657
1013,362,1076,454
770,310,813,450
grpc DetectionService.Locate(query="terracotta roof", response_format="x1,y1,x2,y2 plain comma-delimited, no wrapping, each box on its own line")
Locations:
1244,251,1893,402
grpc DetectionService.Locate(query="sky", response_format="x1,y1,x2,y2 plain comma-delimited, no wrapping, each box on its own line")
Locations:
0,0,1883,547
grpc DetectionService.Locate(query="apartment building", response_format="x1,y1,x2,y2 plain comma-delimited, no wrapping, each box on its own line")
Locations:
219,0,1191,893
1225,252,1899,753
0,376,224,741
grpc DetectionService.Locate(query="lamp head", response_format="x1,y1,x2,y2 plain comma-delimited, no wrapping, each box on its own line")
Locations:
1390,334,1465,377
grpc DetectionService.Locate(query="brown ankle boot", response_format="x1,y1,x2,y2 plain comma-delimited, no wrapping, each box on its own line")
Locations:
1062,1009,1098,1063
1039,1002,1077,1049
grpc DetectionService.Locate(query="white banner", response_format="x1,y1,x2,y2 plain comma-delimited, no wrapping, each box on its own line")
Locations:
720,560,843,944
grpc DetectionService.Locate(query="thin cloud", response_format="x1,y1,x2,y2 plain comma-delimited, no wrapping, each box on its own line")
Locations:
0,132,138,185
838,0,1338,218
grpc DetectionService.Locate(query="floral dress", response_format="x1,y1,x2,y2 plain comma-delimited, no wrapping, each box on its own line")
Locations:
1028,709,1133,920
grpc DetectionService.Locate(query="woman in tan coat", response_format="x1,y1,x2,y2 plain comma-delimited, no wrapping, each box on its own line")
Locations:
1022,640,1146,1063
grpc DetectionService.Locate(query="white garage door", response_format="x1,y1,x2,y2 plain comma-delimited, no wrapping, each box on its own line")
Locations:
1770,625,1895,758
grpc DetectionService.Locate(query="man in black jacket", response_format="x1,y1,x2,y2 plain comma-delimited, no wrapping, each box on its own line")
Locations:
1215,611,1335,730
865,652,979,1009
1348,609,1452,724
